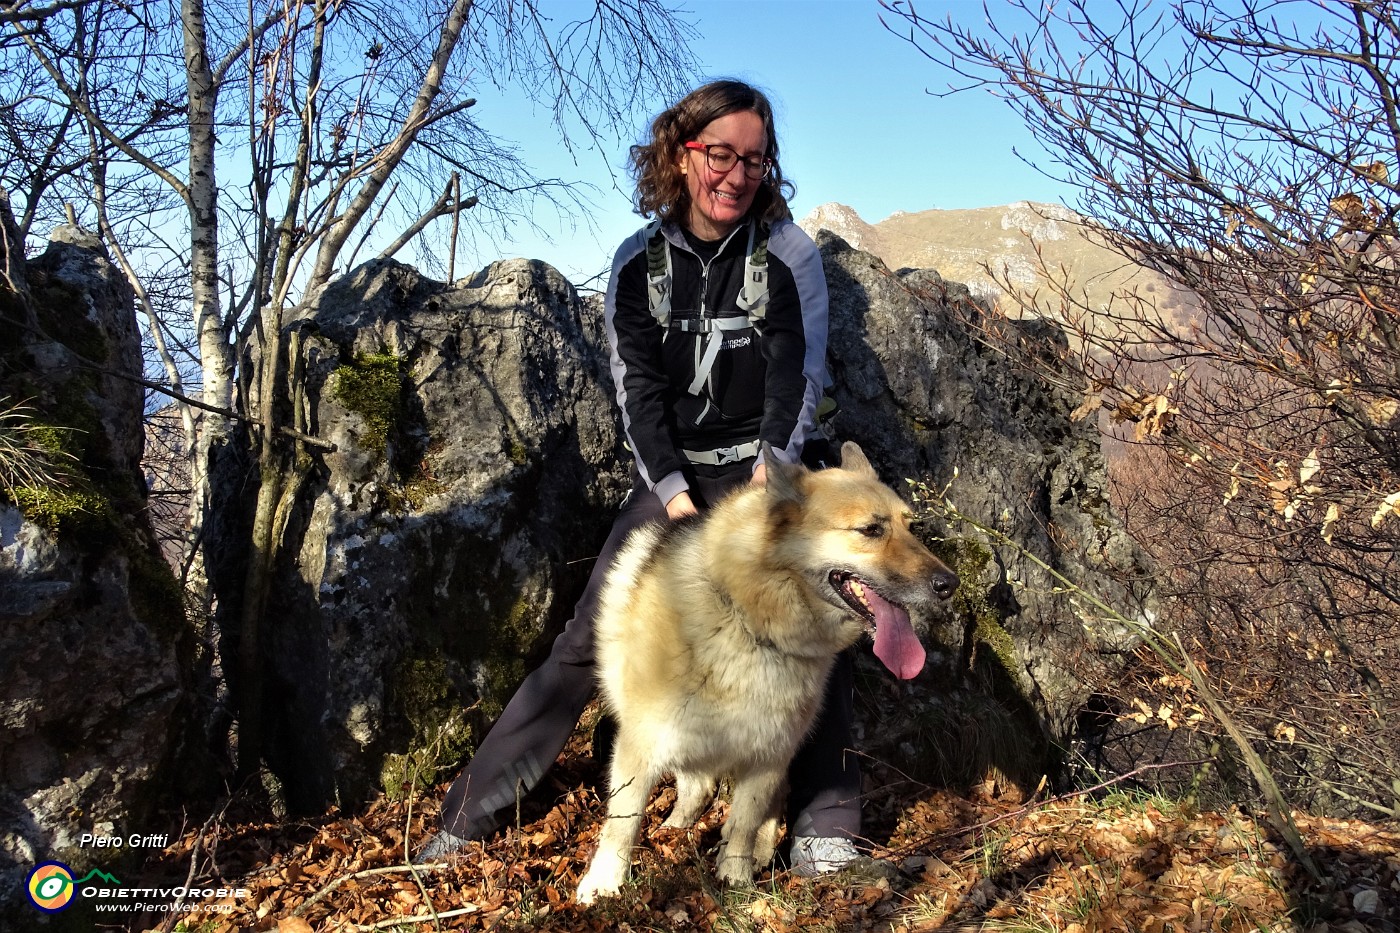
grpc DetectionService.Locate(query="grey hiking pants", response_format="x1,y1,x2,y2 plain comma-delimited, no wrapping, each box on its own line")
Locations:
436,453,862,844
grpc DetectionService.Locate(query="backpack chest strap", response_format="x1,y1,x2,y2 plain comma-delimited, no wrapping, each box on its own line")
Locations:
645,219,770,329
670,316,752,334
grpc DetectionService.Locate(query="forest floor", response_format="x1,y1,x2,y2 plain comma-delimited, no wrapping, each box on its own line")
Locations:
120,719,1399,933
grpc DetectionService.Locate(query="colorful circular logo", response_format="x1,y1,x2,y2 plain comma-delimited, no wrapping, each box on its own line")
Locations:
27,861,76,913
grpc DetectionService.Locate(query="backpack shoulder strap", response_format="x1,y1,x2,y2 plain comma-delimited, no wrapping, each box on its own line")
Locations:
644,220,672,327
736,220,770,323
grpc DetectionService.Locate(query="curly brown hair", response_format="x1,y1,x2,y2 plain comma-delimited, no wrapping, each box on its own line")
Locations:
629,79,795,227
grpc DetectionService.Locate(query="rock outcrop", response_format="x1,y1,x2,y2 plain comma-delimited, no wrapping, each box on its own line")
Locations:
2,183,1153,855
0,192,196,926
211,232,1153,811
817,233,1153,754
205,257,631,811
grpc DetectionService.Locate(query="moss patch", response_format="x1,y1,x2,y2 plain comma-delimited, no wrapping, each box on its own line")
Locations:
1,395,184,642
332,352,406,459
922,533,1058,789
933,536,1020,677
10,482,113,536
402,476,445,511
381,655,473,801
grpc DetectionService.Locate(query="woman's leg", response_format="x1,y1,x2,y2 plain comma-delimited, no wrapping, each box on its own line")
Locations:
426,481,665,851
786,650,862,865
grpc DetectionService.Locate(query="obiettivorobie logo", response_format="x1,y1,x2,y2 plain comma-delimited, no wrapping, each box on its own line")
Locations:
24,858,249,916
26,862,120,913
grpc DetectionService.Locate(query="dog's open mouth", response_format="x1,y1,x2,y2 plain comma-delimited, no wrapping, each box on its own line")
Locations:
829,570,896,628
829,571,926,680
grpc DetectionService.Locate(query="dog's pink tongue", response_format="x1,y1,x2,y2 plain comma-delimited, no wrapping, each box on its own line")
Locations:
868,593,926,680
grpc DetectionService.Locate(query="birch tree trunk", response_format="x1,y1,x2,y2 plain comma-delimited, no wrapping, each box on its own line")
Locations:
182,0,236,608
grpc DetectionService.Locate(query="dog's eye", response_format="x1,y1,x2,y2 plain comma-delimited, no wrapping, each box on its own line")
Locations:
856,522,885,539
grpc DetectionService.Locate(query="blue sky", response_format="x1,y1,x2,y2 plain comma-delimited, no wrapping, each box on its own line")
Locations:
471,0,1073,287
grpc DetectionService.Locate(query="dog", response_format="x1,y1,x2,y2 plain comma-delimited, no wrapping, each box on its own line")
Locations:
575,441,958,903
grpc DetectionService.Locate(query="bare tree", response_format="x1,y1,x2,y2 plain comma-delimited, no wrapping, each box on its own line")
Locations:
881,0,1399,816
2,0,696,775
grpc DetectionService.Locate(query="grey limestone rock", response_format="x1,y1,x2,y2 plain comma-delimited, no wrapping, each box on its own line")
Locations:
0,206,194,925
208,256,630,810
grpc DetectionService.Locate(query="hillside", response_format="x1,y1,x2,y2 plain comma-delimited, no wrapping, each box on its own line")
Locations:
799,201,1194,326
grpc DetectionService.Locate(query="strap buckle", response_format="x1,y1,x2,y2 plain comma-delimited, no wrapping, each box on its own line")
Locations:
682,440,760,466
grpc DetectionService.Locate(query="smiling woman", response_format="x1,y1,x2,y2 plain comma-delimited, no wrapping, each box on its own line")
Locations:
629,79,795,235
678,111,769,240
418,78,879,881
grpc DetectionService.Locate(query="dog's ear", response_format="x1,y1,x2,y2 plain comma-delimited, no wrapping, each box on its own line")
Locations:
763,442,807,504
839,441,878,478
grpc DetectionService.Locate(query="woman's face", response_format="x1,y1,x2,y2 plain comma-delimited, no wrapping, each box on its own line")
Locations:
679,110,768,241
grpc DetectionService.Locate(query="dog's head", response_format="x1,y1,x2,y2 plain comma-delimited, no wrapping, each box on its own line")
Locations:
766,441,958,679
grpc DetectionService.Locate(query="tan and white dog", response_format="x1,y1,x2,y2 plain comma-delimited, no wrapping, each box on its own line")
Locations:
576,442,958,903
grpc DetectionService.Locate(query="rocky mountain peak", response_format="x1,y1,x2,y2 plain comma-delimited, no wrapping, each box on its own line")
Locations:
799,202,876,250
799,201,1192,326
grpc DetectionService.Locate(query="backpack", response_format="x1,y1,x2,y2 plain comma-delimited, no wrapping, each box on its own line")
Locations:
644,218,770,329
641,218,838,433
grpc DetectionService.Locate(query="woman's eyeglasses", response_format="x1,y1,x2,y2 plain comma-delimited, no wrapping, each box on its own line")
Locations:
684,141,773,180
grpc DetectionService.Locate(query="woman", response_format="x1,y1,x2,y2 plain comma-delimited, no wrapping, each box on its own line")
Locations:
420,79,862,877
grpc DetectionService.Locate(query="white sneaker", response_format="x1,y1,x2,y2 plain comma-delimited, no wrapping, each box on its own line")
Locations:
789,835,860,876
414,830,469,864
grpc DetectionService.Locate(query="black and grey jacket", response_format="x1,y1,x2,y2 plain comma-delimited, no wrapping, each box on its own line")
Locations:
603,216,829,507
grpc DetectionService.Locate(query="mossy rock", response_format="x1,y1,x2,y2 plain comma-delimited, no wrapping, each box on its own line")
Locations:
910,534,1059,789
382,655,474,800
10,482,114,537
932,535,1020,678
332,351,407,458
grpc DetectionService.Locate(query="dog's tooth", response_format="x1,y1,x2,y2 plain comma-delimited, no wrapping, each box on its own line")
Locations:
851,580,872,609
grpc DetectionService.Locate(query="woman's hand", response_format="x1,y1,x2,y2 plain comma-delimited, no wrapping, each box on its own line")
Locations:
665,490,698,520
750,462,767,487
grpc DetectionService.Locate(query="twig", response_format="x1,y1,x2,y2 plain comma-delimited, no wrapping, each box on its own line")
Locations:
157,813,216,933
1175,638,1322,880
401,747,442,932
292,864,445,918
348,906,486,929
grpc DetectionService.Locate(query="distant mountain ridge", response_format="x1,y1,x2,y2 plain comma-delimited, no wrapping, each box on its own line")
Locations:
799,201,1192,324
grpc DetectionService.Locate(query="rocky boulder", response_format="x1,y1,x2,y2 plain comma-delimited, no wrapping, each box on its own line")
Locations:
207,257,630,812
0,191,195,926
226,233,1153,811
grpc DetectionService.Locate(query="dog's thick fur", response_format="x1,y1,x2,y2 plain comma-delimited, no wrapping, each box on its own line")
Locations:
575,442,958,903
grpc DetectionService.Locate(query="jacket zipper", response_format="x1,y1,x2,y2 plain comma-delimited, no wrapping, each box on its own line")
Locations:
693,221,746,319
692,222,748,410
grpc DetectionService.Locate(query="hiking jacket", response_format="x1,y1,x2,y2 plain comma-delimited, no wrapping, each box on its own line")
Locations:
603,216,829,508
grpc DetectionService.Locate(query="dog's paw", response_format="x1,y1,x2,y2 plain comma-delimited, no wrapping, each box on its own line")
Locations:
576,855,628,905
661,811,695,830
715,855,756,888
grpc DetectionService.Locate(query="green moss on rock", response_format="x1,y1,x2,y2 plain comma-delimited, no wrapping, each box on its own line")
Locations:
11,483,113,536
332,352,406,458
382,655,473,801
934,536,1021,677
923,533,1057,790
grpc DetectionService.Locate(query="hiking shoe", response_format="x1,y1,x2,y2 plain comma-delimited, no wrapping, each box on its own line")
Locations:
414,830,469,864
789,835,861,876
